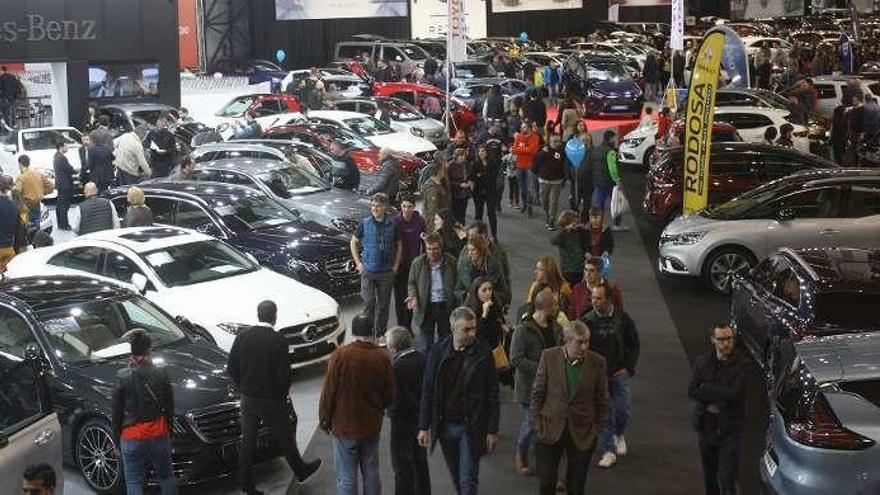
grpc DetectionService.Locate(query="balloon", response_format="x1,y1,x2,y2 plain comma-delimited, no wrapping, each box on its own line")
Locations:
519,32,529,42
276,49,286,63
565,138,586,169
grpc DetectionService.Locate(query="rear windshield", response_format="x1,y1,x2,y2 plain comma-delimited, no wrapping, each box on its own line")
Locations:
815,292,880,330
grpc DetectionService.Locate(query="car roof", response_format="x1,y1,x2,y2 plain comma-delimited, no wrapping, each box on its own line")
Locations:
308,110,371,120
108,180,265,206
197,157,289,175
76,226,213,253
0,275,132,313
664,142,835,161
101,103,177,113
786,247,880,293
193,141,287,154
713,106,789,115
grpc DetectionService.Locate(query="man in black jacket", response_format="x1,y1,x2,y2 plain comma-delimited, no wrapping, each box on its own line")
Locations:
52,138,75,230
144,117,177,178
418,306,500,495
367,148,400,202
111,329,176,494
387,326,431,495
79,134,115,193
227,300,321,495
76,182,115,235
329,140,360,191
533,133,566,230
688,324,747,495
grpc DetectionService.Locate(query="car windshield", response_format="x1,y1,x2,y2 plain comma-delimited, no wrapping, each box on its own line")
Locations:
259,166,328,195
217,96,255,117
343,117,394,136
212,196,299,231
131,110,172,127
38,296,185,362
21,129,82,151
254,60,283,72
142,240,258,288
319,126,373,149
815,292,880,331
382,100,425,122
399,44,429,61
455,64,495,79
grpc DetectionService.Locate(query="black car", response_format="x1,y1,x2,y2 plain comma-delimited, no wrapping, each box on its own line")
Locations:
563,52,644,117
105,181,360,298
0,275,287,493
731,247,880,383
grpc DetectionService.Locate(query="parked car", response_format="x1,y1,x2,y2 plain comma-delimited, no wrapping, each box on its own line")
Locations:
5,227,345,358
0,127,83,199
281,69,371,100
714,87,796,110
563,52,644,117
0,275,288,494
451,60,498,86
98,102,180,136
785,76,880,119
104,182,360,298
0,350,63,495
712,106,810,152
451,78,529,112
658,168,880,293
333,40,430,77
730,247,880,495
208,58,287,86
372,81,479,133
619,121,742,168
644,142,837,224
191,157,376,232
331,96,447,147
208,93,301,129
299,110,437,160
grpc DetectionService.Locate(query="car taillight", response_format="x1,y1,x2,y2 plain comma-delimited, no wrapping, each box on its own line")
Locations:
786,394,875,450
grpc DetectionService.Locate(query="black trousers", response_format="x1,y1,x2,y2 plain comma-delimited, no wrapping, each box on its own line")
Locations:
535,428,595,495
239,395,306,492
390,420,431,495
473,193,497,239
421,301,450,353
393,268,412,330
451,197,469,225
699,417,742,495
55,189,72,229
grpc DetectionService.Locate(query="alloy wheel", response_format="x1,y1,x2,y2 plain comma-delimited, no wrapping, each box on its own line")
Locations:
78,422,120,491
709,252,751,294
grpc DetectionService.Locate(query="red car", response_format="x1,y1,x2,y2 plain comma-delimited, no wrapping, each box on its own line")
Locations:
264,122,425,194
372,82,478,133
215,93,301,120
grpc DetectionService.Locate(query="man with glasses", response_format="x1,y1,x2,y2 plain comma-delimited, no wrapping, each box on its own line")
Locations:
688,324,747,495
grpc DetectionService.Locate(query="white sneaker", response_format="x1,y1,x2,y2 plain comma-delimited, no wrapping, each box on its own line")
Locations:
598,452,617,468
614,435,627,456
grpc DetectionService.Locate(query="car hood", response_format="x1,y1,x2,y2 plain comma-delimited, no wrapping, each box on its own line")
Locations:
366,132,436,154
279,187,372,221
662,213,717,236
796,332,880,383
235,221,349,257
65,339,238,412
622,125,654,141
154,269,337,329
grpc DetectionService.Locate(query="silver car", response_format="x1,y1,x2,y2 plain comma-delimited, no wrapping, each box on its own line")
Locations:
659,169,880,294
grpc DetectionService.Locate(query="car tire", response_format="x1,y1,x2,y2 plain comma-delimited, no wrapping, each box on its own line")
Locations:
76,417,123,495
702,246,757,295
642,145,655,170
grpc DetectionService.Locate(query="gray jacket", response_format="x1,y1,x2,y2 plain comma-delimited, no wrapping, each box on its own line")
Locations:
76,197,116,235
510,315,563,404
407,253,457,330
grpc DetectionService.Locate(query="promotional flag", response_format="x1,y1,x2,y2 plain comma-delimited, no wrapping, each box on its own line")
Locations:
841,34,854,75
671,0,684,51
447,0,468,63
682,30,725,215
717,26,749,88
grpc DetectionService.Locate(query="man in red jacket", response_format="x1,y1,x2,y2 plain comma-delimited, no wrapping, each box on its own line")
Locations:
512,121,540,217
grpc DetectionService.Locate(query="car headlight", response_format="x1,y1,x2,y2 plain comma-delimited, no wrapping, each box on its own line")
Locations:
287,258,320,273
41,169,55,180
623,137,646,147
331,217,357,233
40,207,50,221
410,127,425,137
659,231,707,245
217,322,249,335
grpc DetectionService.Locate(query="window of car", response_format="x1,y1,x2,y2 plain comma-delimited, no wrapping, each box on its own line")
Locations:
389,91,416,105
843,183,880,217
252,99,284,117
814,84,838,99
143,197,178,224
768,186,843,218
217,171,258,188
141,240,258,287
715,93,759,107
48,247,105,274
772,266,802,309
761,156,819,181
103,251,146,284
176,202,216,231
342,117,394,136
192,169,221,182
193,151,218,163
217,96,256,117
397,44,428,61
333,101,358,112
383,46,406,63
717,113,773,129
211,196,299,232
99,108,132,133
0,307,38,361
0,351,44,437
21,129,82,151
337,44,366,60
750,256,781,292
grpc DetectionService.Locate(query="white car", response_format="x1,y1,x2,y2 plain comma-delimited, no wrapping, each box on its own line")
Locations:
332,97,447,147
618,121,658,168
713,107,809,153
791,76,880,119
300,110,437,159
741,37,793,59
4,226,346,366
0,127,83,199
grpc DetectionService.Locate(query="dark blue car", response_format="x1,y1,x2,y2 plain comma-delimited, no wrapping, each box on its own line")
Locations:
208,59,287,86
106,181,360,299
563,52,644,117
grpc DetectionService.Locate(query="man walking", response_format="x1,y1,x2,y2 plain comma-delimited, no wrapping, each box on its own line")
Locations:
52,138,75,231
407,233,457,352
581,284,639,468
387,326,431,495
319,314,395,495
531,321,610,495
227,301,322,495
111,330,177,495
510,288,563,476
533,133,566,231
688,324,747,495
13,155,53,232
76,182,116,235
418,307,500,495
590,130,620,229
351,193,402,341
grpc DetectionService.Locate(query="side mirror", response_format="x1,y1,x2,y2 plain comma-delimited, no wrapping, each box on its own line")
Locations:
174,315,194,331
776,208,794,222
24,343,43,363
131,272,149,294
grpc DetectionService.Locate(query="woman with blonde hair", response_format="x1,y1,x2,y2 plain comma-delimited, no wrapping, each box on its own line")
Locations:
523,255,572,324
123,186,154,227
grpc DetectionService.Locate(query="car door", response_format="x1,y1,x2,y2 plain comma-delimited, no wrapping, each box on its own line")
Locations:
175,201,225,237
0,306,63,495
142,197,178,226
763,185,848,252
101,248,152,290
732,255,780,361
759,152,824,182
767,263,806,384
814,83,838,117
835,181,880,248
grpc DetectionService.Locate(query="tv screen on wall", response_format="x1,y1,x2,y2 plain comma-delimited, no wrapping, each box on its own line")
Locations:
88,62,159,99
275,0,407,20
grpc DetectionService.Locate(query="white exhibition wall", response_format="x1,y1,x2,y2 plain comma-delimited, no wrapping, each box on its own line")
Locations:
411,0,488,40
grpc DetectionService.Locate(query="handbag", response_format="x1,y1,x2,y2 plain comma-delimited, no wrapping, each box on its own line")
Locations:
492,344,510,371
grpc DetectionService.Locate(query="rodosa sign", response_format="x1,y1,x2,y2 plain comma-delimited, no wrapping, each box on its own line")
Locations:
0,14,97,43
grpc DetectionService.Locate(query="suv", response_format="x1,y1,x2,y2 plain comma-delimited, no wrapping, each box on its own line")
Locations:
333,41,430,77
562,52,644,117
105,181,360,298
619,121,742,169
331,96,447,147
644,142,837,224
0,275,285,494
785,76,879,118
659,168,880,293
209,93,301,129
730,248,880,494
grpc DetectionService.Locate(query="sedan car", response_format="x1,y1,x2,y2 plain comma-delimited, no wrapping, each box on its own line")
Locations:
98,103,180,137
299,110,437,160
208,58,288,86
104,181,360,298
0,275,287,493
0,127,83,199
208,93,301,129
4,227,346,358
658,168,880,293
729,247,880,494
563,52,644,117
372,81,479,133
331,97,447,147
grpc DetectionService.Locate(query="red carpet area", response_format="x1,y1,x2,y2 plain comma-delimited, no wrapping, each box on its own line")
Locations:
546,105,642,138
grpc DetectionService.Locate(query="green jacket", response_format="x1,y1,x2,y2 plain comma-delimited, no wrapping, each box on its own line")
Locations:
550,228,586,274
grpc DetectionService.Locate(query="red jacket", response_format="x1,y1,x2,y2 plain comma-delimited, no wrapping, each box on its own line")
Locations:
512,131,540,170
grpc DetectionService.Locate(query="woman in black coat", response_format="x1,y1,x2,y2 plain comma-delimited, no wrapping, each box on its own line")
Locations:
465,276,513,387
472,145,500,242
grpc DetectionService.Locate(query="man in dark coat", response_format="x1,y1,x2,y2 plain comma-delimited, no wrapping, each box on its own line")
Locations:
329,141,360,191
831,99,849,164
53,139,75,230
76,182,115,235
367,148,400,201
144,118,176,178
79,134,115,192
526,91,547,128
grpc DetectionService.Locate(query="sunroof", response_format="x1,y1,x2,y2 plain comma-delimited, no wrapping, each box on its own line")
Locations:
119,228,188,242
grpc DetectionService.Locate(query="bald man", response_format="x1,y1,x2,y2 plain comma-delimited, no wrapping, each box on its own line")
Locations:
76,182,117,235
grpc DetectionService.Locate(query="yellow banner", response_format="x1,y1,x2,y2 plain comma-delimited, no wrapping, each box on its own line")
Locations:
683,31,725,215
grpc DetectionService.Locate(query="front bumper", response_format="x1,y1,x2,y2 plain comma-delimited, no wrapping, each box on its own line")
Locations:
584,96,644,117
657,241,701,277
291,256,361,299
619,138,652,165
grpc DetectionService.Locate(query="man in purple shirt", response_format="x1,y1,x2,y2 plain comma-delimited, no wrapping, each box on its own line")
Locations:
393,192,426,330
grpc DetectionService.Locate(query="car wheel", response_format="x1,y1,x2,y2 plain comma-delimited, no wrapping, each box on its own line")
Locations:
702,247,756,295
76,418,123,494
642,145,655,170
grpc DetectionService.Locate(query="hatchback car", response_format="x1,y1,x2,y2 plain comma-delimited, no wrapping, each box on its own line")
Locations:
563,52,644,117
729,247,880,494
104,182,360,299
372,81,479,132
644,142,837,224
5,227,346,359
208,93,301,129
0,127,83,199
619,121,742,168
299,110,437,160
332,97,446,147
658,168,880,293
0,275,286,494
713,107,810,152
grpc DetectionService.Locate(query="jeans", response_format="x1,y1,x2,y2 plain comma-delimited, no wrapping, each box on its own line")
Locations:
420,301,450,353
451,196,469,225
361,270,395,337
390,421,431,495
600,373,632,454
116,169,142,186
592,185,613,224
120,435,177,495
332,435,381,495
27,205,41,233
516,168,532,211
495,172,505,210
440,422,480,495
239,395,306,492
699,414,742,495
393,267,412,330
535,428,595,495
539,180,562,224
55,189,71,229
516,403,532,459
